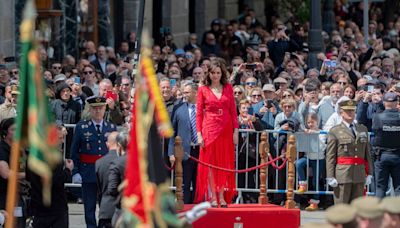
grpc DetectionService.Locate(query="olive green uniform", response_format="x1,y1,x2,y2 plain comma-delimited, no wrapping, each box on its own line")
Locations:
326,122,373,204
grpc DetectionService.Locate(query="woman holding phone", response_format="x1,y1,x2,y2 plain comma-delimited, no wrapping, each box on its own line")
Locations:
195,59,239,207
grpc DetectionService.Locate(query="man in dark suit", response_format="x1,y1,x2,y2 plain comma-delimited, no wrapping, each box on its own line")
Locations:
90,46,111,77
70,96,117,228
168,83,199,203
95,131,119,228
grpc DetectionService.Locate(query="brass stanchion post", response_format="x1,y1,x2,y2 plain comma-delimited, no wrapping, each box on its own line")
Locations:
174,136,184,210
285,134,297,209
258,132,269,204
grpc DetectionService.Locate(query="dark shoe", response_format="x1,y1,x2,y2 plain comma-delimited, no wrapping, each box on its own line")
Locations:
219,199,228,208
77,198,83,204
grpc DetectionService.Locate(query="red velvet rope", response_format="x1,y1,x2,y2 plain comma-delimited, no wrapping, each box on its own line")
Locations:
164,162,175,171
186,154,287,173
268,154,288,170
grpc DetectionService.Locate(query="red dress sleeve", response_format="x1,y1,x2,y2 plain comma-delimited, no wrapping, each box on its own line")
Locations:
196,86,205,133
227,84,239,129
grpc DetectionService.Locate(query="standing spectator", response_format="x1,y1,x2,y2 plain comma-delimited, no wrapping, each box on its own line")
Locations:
248,87,263,105
90,46,111,77
267,23,298,67
0,85,18,124
27,124,73,228
201,32,221,57
51,82,82,158
70,97,117,228
85,41,97,62
95,131,119,228
82,64,99,96
168,83,200,203
202,19,223,45
317,83,342,129
356,84,385,131
195,60,238,207
51,62,63,76
183,33,200,52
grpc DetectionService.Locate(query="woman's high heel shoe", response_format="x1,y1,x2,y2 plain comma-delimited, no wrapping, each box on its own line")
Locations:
219,199,228,208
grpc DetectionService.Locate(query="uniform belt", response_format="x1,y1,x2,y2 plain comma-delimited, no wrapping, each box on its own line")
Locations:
79,154,103,164
337,157,366,165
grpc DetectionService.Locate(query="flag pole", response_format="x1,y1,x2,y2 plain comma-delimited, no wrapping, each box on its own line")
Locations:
5,142,22,228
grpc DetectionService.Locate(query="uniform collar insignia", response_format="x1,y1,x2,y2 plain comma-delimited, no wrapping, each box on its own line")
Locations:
104,122,108,127
88,121,92,126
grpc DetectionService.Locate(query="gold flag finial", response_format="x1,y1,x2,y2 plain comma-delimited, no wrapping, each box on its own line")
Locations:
20,0,37,42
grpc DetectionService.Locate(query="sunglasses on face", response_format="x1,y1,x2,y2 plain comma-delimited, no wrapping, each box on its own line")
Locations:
234,91,243,95
252,94,262,98
83,71,93,75
246,82,257,86
10,71,19,75
52,66,61,69
282,94,292,98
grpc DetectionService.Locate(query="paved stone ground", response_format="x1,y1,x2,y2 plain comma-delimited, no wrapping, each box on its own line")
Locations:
68,203,326,227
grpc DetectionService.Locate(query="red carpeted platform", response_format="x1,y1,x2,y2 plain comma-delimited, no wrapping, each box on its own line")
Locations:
181,204,300,228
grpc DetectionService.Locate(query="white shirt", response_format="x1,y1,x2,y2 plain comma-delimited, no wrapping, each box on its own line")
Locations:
188,103,196,118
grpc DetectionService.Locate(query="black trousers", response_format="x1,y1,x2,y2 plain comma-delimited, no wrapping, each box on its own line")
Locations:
183,146,200,204
32,211,68,228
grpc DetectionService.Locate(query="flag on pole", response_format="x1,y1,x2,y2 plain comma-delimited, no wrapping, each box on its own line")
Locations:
16,0,61,205
122,31,181,227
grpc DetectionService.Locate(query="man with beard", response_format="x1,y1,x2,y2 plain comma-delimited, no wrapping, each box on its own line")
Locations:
0,85,19,123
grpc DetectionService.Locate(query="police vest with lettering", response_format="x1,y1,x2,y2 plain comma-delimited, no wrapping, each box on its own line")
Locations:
373,109,400,149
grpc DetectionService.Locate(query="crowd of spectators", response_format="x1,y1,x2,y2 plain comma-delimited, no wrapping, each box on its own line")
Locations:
1,1,400,214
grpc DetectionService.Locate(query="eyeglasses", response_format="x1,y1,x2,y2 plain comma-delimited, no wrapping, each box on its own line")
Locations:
246,82,257,86
83,71,93,75
10,71,19,75
282,94,293,98
251,94,262,98
52,66,61,69
338,81,347,85
234,91,243,95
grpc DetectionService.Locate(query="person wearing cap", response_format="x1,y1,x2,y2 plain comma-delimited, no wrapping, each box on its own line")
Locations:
252,83,278,129
326,99,373,204
380,196,400,228
351,196,384,228
70,96,117,228
371,92,400,198
326,203,358,228
0,85,19,124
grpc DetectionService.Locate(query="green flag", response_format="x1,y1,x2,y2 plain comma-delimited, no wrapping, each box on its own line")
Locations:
15,0,61,205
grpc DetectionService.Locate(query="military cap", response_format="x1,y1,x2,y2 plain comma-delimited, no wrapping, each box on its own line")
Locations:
87,96,107,107
302,222,333,228
380,196,400,214
326,203,356,225
383,92,398,102
351,196,383,219
338,99,357,110
10,85,20,95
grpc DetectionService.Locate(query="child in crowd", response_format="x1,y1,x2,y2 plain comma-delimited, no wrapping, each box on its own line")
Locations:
296,113,326,211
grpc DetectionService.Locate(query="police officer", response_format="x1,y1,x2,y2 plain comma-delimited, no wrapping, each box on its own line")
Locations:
326,100,373,204
372,92,400,198
71,96,117,228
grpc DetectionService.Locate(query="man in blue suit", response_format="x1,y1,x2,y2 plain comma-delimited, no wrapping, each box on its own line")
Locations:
168,83,199,203
71,96,117,228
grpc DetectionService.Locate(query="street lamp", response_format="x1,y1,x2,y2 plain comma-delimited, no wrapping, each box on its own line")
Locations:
308,0,324,68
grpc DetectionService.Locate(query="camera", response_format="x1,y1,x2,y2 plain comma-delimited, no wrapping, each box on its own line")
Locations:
246,63,256,70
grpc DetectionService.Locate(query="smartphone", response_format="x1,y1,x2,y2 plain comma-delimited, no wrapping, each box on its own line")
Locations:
266,99,274,108
169,79,177,87
74,77,81,84
105,90,118,101
248,107,254,115
246,63,256,70
367,85,374,92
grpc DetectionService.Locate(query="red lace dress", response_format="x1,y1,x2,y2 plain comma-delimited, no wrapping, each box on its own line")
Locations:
194,83,239,203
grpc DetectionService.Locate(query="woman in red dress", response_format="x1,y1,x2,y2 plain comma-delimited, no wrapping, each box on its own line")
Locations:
195,60,239,207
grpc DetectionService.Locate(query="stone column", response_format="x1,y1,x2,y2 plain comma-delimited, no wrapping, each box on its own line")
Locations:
163,0,190,48
0,0,16,58
218,0,239,21
195,0,218,45
123,0,153,43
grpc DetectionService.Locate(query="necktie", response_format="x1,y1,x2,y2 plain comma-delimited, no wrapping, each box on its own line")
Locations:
190,104,198,144
349,123,356,137
96,124,101,134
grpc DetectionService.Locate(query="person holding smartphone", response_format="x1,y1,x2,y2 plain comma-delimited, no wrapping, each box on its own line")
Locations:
252,84,279,129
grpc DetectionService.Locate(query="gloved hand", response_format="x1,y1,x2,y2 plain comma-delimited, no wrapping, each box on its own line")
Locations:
365,175,373,186
72,173,82,184
0,210,5,226
326,177,338,187
185,202,211,224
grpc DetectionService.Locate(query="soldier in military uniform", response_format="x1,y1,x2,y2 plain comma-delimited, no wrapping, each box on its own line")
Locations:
351,196,384,228
70,96,117,228
372,92,400,198
326,100,373,204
